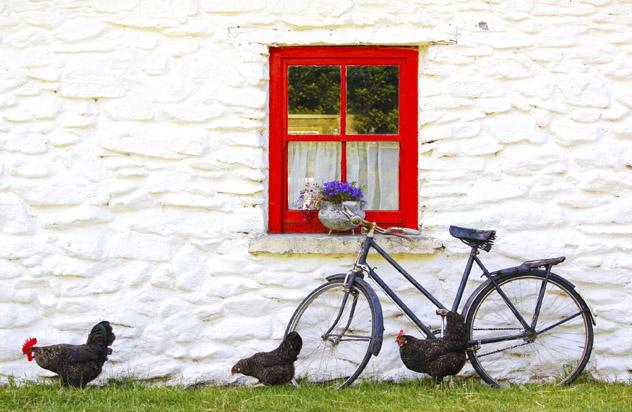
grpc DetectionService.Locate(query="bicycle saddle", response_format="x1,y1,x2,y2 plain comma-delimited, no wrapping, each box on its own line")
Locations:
449,226,496,251
521,256,565,269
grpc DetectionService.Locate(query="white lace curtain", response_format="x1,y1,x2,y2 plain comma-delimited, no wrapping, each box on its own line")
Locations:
347,141,399,210
288,141,399,210
288,142,341,208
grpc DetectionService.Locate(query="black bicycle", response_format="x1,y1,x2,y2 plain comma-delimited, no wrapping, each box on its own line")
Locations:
285,213,595,388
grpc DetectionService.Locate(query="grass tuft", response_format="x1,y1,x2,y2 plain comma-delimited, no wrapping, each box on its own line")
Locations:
0,378,630,411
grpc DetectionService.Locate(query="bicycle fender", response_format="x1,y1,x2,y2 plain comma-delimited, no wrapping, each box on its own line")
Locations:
461,270,596,326
326,273,384,356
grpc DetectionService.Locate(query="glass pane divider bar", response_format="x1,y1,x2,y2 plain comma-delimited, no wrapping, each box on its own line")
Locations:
285,135,401,141
341,64,347,181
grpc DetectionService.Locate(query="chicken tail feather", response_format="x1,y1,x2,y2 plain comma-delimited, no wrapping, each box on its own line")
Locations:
22,337,37,362
87,321,115,354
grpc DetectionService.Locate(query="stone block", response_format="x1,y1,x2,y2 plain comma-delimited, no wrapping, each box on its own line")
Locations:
3,28,51,50
59,111,97,128
487,55,534,79
550,117,605,146
53,231,109,260
448,79,505,98
579,172,632,193
210,316,272,340
435,135,503,157
248,233,442,255
0,259,23,279
162,101,224,123
105,94,155,121
47,131,83,147
112,231,175,262
0,303,39,328
0,192,34,235
53,18,106,42
558,75,611,108
602,101,628,121
59,66,127,98
172,245,211,292
93,0,140,13
140,0,198,18
486,112,546,144
610,121,632,140
28,94,61,119
532,4,596,16
0,94,17,108
99,126,208,159
20,182,107,206
570,109,601,123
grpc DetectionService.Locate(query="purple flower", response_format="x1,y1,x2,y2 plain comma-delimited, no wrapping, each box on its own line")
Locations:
320,180,363,202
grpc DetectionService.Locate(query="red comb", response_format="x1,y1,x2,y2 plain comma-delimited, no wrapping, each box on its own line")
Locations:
396,329,404,339
22,337,37,362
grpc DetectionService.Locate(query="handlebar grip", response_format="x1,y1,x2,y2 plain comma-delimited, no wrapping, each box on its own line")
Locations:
387,227,422,236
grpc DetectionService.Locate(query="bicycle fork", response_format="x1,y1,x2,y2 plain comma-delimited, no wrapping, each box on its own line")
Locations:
322,271,361,344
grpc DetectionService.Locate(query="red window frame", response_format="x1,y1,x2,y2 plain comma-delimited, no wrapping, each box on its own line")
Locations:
269,46,418,233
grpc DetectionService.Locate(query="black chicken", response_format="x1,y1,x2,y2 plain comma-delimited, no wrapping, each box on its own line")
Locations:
397,311,468,383
231,331,302,385
22,321,116,387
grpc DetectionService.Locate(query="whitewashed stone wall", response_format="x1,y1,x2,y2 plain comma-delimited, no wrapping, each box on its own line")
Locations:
0,0,630,384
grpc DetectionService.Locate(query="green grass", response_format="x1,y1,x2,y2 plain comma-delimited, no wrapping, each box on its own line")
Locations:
0,378,630,412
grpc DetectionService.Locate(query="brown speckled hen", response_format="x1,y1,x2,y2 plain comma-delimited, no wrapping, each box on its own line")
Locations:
22,321,115,387
397,311,468,383
231,331,302,385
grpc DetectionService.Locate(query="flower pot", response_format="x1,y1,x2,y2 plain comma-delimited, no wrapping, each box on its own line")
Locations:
318,201,365,234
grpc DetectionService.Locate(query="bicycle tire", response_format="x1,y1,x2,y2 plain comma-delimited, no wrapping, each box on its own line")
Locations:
465,271,594,386
285,277,379,389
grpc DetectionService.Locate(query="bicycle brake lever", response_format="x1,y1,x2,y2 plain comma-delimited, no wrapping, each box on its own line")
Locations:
383,227,422,237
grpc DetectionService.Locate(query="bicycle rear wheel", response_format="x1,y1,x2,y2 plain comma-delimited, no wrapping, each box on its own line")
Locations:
466,271,593,386
286,277,378,388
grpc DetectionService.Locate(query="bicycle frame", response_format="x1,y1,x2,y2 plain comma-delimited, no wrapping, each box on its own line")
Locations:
348,234,546,347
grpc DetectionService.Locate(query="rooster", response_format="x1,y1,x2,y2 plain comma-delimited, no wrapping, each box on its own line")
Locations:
22,321,116,387
396,311,468,383
231,331,302,385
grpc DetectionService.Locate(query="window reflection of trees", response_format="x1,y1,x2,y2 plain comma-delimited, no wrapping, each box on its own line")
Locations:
347,66,399,135
288,66,340,135
287,65,399,135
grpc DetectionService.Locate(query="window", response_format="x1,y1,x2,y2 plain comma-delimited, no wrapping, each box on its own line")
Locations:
269,47,418,233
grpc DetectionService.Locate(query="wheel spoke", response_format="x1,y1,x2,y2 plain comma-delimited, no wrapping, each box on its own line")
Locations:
287,280,376,388
468,274,592,385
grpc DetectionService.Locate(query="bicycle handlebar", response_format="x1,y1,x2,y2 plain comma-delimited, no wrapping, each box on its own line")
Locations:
341,206,422,238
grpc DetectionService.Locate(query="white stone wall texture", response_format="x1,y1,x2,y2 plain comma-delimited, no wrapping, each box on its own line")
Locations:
0,0,631,385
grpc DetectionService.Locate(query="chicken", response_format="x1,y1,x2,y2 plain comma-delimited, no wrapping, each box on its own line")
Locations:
231,331,302,385
397,311,468,383
22,321,116,387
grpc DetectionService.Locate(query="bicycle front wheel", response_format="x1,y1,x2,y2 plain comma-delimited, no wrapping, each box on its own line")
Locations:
466,271,593,386
286,277,378,388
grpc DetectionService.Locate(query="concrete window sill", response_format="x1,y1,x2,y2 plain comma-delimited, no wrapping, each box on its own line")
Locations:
248,233,443,255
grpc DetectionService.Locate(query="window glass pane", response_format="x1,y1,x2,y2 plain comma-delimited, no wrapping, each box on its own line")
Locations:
288,142,341,209
288,66,341,135
346,142,399,210
346,66,399,135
